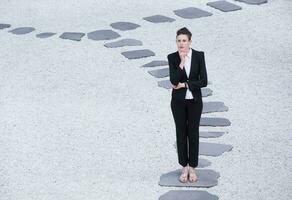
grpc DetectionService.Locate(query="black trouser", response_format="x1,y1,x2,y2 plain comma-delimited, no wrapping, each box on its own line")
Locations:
170,97,203,168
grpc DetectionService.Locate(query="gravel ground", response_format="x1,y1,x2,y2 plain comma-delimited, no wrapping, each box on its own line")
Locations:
0,0,291,199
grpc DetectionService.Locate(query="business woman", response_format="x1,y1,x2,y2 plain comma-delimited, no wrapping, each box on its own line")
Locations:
167,27,208,183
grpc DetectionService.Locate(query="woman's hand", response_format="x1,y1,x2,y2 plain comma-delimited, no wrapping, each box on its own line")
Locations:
178,49,187,70
172,82,185,89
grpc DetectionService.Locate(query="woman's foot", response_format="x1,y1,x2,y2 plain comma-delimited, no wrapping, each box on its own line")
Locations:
178,166,189,183
188,166,198,182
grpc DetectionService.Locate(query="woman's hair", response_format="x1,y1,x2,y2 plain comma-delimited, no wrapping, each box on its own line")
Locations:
176,27,192,41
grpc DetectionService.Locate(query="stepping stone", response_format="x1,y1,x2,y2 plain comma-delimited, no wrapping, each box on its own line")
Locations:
0,23,11,30
202,88,213,97
159,190,219,200
36,32,56,38
197,158,212,168
59,32,85,41
157,80,173,89
235,0,267,5
200,131,226,138
170,146,212,167
200,117,231,126
148,68,169,78
104,38,142,48
8,27,35,35
203,101,228,113
207,0,242,12
141,60,168,68
143,15,175,23
121,49,155,59
110,21,140,31
159,168,220,188
173,141,232,157
87,29,121,41
173,7,213,19
200,142,233,156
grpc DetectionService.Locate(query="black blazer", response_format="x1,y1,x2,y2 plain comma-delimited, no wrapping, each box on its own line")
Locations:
167,48,208,101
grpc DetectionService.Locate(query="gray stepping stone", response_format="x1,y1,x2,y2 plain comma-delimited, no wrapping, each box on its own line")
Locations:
207,0,242,12
198,158,212,168
141,60,168,68
148,68,169,78
202,87,213,97
143,15,175,23
203,101,228,113
36,32,56,38
110,21,140,31
200,131,226,138
121,49,155,59
59,32,85,41
235,0,267,5
0,23,11,29
173,7,213,19
104,38,142,48
8,27,35,35
159,190,219,200
159,168,220,188
87,29,121,41
200,117,231,126
170,147,211,167
157,80,172,89
173,141,231,157
200,142,233,156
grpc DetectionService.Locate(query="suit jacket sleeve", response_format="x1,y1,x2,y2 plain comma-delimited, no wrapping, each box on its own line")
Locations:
168,54,184,86
187,52,208,91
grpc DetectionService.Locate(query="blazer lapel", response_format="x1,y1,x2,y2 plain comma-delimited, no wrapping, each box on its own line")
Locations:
189,48,194,78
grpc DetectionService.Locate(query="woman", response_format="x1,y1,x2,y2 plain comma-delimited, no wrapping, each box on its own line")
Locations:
167,27,208,183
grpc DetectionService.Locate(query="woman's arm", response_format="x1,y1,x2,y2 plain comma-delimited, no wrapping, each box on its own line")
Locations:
187,52,208,91
168,54,184,86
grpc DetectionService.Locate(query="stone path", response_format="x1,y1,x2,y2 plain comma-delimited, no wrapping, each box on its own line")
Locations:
0,0,268,199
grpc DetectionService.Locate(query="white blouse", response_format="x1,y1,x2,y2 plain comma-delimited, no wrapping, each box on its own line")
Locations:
184,48,194,99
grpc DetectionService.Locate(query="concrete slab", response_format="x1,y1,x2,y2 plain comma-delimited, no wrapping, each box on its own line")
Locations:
159,168,220,187
121,49,155,59
0,23,11,29
207,0,242,12
8,27,35,35
173,7,213,19
141,60,168,68
59,32,85,41
110,21,140,31
200,131,226,138
148,68,169,78
143,15,175,23
235,0,267,5
200,117,231,126
159,190,219,200
200,142,233,156
36,32,56,38
104,38,142,48
203,101,228,113
197,158,212,168
87,29,121,40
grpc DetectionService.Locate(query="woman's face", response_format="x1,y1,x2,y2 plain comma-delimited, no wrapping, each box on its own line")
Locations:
176,34,191,51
